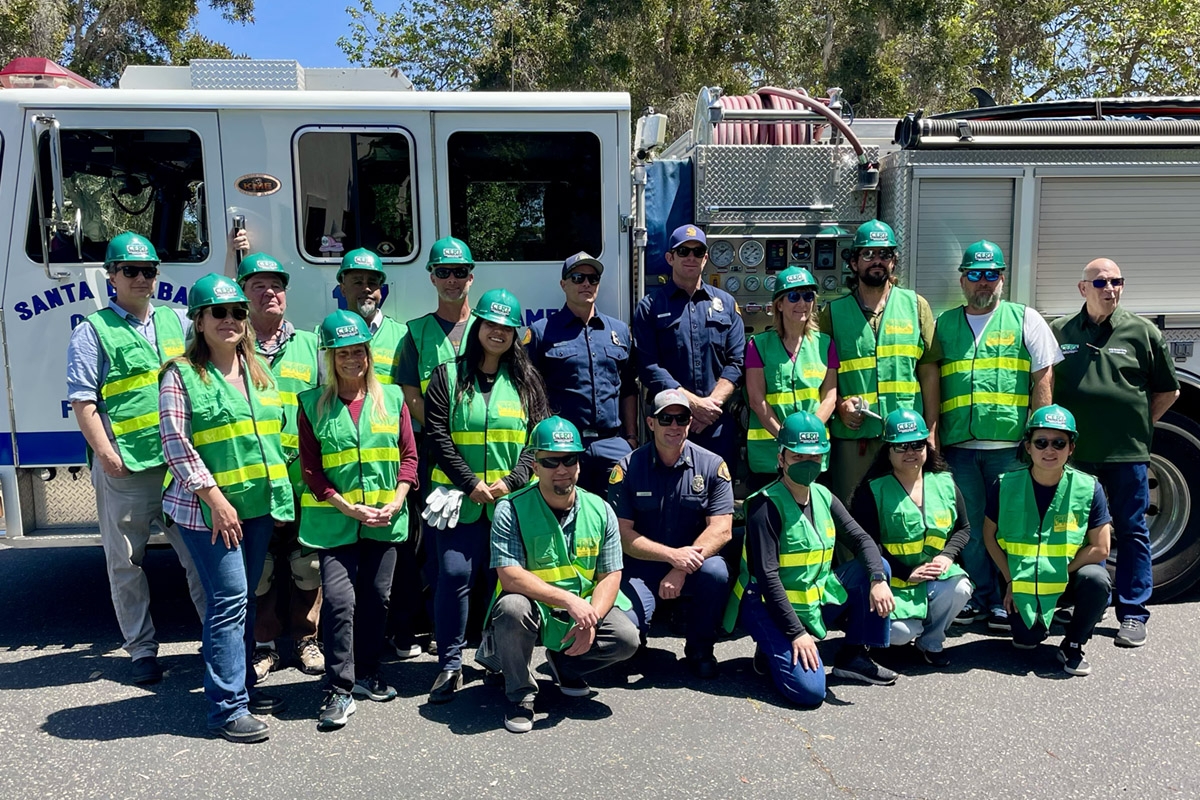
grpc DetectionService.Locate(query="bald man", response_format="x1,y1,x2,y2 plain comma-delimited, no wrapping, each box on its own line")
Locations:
1050,258,1179,648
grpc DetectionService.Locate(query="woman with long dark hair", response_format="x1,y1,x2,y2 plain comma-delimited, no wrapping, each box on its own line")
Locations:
422,288,549,703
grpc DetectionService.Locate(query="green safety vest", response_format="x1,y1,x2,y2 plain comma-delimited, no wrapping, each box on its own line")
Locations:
996,466,1096,630
408,312,469,394
429,364,528,524
503,485,632,651
172,359,295,528
295,384,409,549
723,480,848,638
746,331,829,474
260,328,320,462
370,315,407,385
828,288,924,440
89,306,186,472
869,471,967,621
936,302,1032,445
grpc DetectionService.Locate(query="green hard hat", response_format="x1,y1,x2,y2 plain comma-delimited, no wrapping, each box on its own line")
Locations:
882,409,929,444
471,288,523,327
1025,404,1078,440
427,236,474,271
318,310,372,350
959,240,1007,271
187,273,247,318
337,248,386,281
778,411,830,455
851,220,897,249
773,266,817,298
529,416,584,453
236,252,290,288
104,232,159,269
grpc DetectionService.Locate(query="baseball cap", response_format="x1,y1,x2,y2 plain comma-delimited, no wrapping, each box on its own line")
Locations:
668,224,707,250
561,251,604,279
651,389,691,415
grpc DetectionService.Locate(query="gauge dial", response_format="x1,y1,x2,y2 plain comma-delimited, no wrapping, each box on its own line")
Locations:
792,239,812,261
822,275,839,291
764,276,778,292
724,276,741,292
744,276,760,292
739,240,765,268
708,240,735,269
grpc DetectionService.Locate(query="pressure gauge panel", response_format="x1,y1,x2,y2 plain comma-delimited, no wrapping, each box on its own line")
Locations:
708,240,735,269
744,276,760,292
738,240,764,269
724,276,741,292
764,275,778,292
792,238,812,261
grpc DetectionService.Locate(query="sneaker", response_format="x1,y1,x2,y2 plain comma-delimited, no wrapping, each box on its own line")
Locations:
953,604,987,625
1114,619,1148,648
295,637,324,675
249,690,286,715
504,700,535,733
391,636,423,660
1057,642,1092,676
916,646,951,667
544,651,591,697
684,654,720,680
252,646,280,683
352,675,397,702
210,714,269,743
130,656,163,685
317,690,356,730
1052,606,1073,626
752,646,769,676
1012,640,1039,651
987,609,1011,633
831,651,898,685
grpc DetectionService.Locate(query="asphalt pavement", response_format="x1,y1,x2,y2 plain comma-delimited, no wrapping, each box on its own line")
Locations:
1,542,1197,800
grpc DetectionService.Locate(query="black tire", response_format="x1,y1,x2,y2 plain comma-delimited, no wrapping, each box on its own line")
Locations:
1142,411,1200,600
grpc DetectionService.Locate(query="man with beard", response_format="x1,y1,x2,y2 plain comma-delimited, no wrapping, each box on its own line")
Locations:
935,240,1061,633
819,220,940,504
488,417,639,733
337,248,407,385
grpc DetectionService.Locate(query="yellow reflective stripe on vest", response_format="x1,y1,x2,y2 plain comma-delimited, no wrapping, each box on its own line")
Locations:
1011,579,1068,596
839,356,875,373
785,586,821,605
109,410,159,436
940,356,1032,378
100,369,158,399
279,391,298,406
530,563,596,584
300,487,396,508
940,392,1029,414
997,539,1079,559
193,419,283,447
890,576,920,589
212,461,289,487
884,539,925,556
877,344,923,359
779,551,827,567
765,388,820,405
877,380,919,394
429,467,511,485
280,432,299,450
451,429,527,445
747,428,777,441
925,535,947,550
321,446,401,470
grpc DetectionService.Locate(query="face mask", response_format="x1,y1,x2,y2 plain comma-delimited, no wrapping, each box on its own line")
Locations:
786,461,822,486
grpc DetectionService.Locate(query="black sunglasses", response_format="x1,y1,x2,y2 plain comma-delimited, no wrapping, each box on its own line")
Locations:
1090,278,1125,288
116,265,158,279
433,266,471,280
674,245,707,258
890,441,927,453
567,272,601,285
965,269,1003,283
1032,437,1070,451
655,411,692,426
785,290,817,303
537,454,580,469
209,306,249,321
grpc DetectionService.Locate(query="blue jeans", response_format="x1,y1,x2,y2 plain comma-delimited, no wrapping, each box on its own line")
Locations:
432,517,494,671
944,444,1020,612
741,559,891,707
622,554,731,658
1076,461,1152,622
179,515,274,729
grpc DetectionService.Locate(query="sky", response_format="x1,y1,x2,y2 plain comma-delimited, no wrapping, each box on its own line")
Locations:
194,0,356,67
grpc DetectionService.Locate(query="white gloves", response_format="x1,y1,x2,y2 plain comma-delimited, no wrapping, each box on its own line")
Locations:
422,487,465,530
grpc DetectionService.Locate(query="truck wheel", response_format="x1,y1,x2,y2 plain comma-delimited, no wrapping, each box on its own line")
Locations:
1140,411,1200,600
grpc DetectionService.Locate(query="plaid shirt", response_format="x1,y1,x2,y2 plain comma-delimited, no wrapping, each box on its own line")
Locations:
159,364,217,531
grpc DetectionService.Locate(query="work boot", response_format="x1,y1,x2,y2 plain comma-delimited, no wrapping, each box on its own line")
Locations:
295,636,325,675
251,646,279,683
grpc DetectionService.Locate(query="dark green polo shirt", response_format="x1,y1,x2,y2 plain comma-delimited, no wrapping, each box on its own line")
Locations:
1049,305,1179,462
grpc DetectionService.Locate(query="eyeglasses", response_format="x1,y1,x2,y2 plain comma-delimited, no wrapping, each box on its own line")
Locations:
209,306,249,321
1089,278,1125,289
673,245,707,258
858,249,895,261
116,265,158,279
1032,437,1070,451
654,411,692,426
537,454,580,469
785,290,817,303
433,266,471,280
965,269,1003,283
567,272,601,285
890,441,927,453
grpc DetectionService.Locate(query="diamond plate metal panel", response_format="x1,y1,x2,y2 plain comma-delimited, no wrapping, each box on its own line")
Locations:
190,59,305,91
879,157,912,284
1163,328,1200,341
30,468,99,528
694,145,880,226
884,147,1200,168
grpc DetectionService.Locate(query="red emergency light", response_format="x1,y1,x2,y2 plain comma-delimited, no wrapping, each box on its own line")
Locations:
0,58,99,90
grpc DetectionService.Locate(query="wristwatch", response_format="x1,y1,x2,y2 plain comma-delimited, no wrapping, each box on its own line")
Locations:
869,572,887,584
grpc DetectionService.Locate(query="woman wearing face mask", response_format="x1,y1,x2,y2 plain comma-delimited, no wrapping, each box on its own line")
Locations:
983,405,1112,677
745,267,837,492
422,288,550,704
852,410,973,667
732,411,897,707
158,273,294,743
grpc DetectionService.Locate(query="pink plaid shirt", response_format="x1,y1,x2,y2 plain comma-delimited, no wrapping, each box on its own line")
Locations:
158,364,218,531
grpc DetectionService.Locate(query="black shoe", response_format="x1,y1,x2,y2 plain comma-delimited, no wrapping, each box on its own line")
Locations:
752,647,769,676
1052,606,1074,626
210,715,270,743
249,690,286,715
504,700,535,733
953,603,987,625
1115,619,1148,648
544,651,591,697
428,669,463,704
353,675,398,702
317,690,356,731
916,646,951,667
685,654,719,680
1057,641,1092,676
831,652,899,685
987,610,1011,633
131,656,163,685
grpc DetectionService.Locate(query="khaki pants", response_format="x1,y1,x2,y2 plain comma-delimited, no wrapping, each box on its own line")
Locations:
828,437,884,506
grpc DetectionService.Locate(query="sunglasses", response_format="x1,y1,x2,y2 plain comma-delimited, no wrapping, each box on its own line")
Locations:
433,266,471,280
673,245,707,258
858,249,895,261
1032,437,1070,451
785,290,817,303
116,265,158,279
537,454,580,469
1089,278,1125,289
655,411,692,426
209,305,249,321
890,441,927,453
965,269,1004,283
567,272,601,285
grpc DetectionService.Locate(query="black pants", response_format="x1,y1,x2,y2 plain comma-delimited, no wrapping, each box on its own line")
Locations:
319,539,398,693
1010,563,1112,647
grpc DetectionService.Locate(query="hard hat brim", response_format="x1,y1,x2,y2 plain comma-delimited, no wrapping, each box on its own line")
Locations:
780,443,830,455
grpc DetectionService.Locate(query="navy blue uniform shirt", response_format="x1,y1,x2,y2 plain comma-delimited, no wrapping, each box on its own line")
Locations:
632,280,746,397
609,439,735,549
527,305,636,434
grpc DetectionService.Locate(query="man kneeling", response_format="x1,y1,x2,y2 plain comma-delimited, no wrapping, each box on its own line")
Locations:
489,417,639,733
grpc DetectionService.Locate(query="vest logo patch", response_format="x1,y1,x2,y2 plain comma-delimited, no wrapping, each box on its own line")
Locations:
884,320,914,335
985,331,1017,347
576,540,600,558
279,364,312,382
497,401,524,419
1060,343,1080,355
802,365,826,379
163,343,185,357
371,418,398,434
1053,513,1080,533
933,512,952,528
